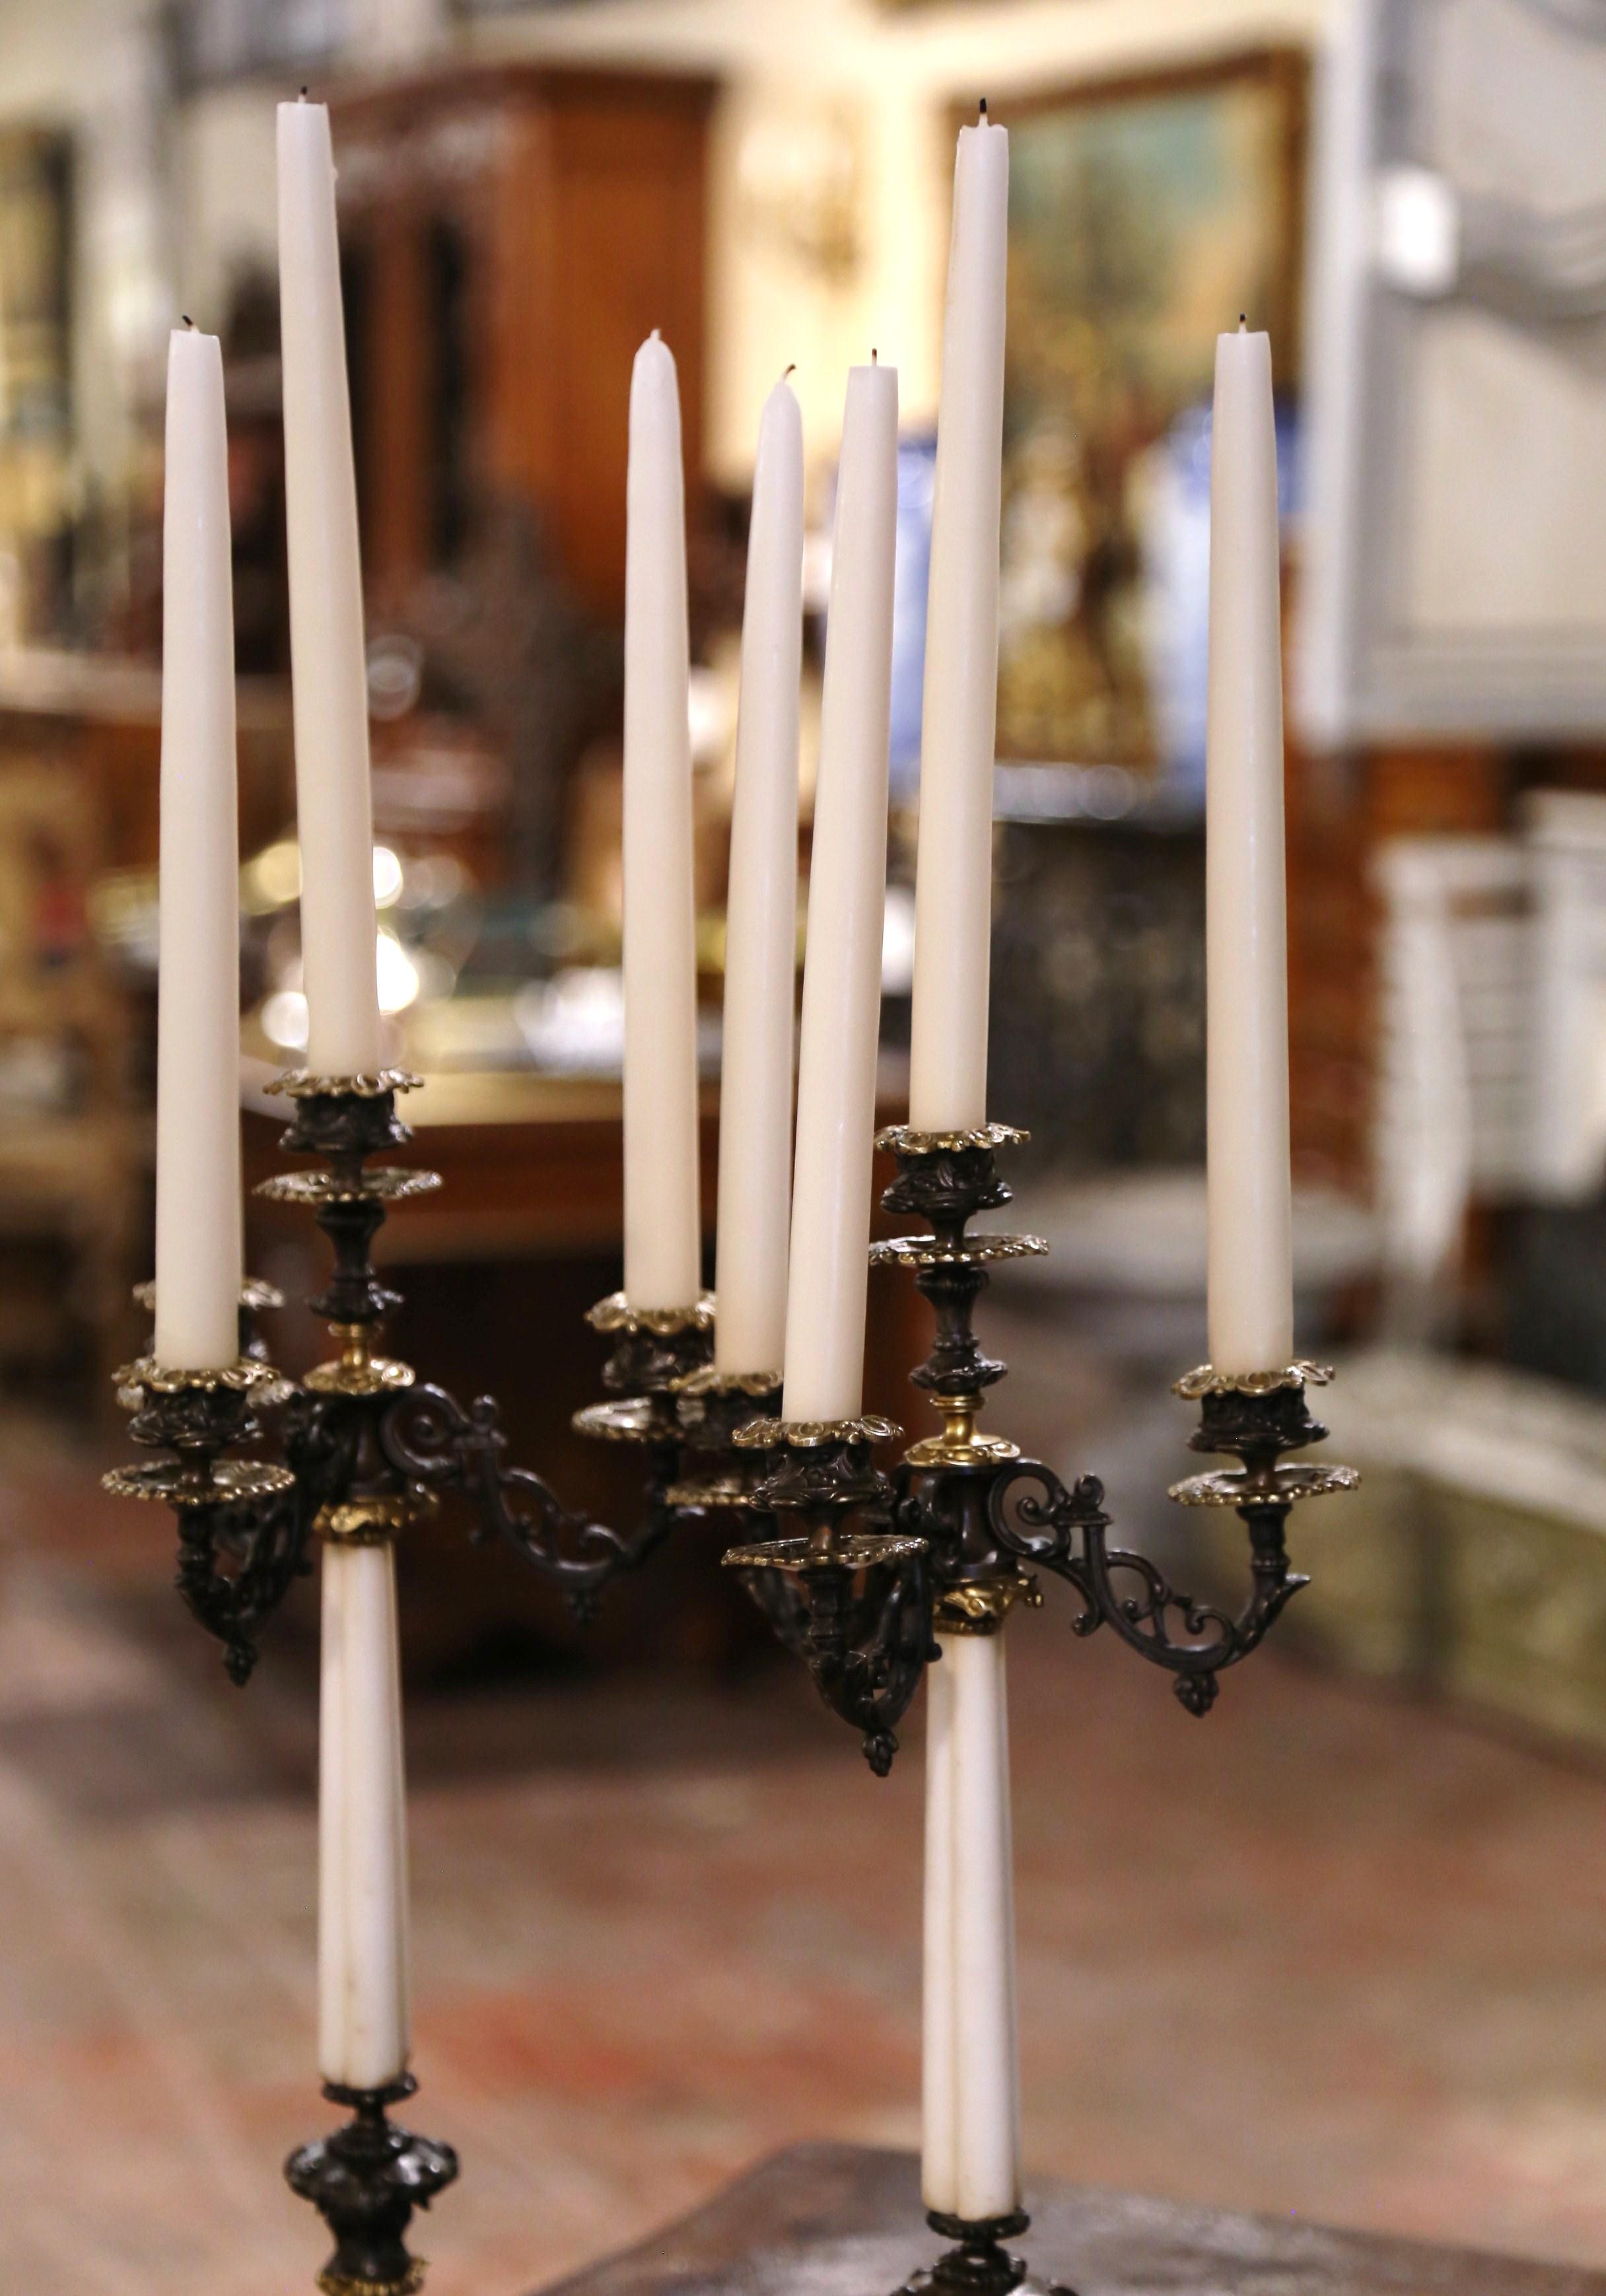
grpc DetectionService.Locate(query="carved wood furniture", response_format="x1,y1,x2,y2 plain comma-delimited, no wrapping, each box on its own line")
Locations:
331,65,716,621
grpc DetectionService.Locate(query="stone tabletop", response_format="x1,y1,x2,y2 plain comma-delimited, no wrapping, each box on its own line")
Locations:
540,2143,1606,2296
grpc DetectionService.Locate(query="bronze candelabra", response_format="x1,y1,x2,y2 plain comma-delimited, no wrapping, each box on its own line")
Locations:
105,1070,767,2296
107,1078,1353,2296
725,1120,1357,2296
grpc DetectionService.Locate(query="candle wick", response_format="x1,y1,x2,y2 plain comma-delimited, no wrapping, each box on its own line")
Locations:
871,347,878,363
1238,312,1247,330
979,96,988,116
650,326,662,342
783,363,796,380
182,314,193,329
299,85,308,99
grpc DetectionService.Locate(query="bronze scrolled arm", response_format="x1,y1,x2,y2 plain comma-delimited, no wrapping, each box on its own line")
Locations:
987,1457,1305,1716
374,1379,680,1624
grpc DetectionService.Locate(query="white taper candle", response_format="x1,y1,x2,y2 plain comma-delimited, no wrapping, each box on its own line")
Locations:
909,112,1008,1136
782,362,899,1424
623,331,702,1311
1205,326,1293,1375
318,1540,410,2090
715,375,804,1377
277,98,382,1080
154,327,242,1372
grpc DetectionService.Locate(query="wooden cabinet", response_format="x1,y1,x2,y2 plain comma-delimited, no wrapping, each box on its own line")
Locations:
332,65,715,622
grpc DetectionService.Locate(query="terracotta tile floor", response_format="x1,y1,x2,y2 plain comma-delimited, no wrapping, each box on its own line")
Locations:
4,1331,1606,2294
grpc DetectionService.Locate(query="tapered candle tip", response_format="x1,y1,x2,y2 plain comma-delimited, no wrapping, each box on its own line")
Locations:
650,327,662,342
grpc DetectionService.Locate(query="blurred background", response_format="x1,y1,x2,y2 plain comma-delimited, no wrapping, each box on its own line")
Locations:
3,0,1606,2289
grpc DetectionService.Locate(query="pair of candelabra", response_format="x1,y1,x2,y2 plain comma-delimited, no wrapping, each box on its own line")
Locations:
108,1071,1354,2296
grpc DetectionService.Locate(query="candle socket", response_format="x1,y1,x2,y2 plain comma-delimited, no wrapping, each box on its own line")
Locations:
575,1291,715,1438
1165,1360,1362,1710
285,2073,458,2296
263,1070,438,1343
104,1356,300,1685
727,1126,1045,1761
724,1414,934,1776
112,1352,281,1467
874,1125,1045,1471
664,1366,783,1508
567,1293,738,1574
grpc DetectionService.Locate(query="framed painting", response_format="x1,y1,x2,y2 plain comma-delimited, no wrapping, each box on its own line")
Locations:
991,52,1307,794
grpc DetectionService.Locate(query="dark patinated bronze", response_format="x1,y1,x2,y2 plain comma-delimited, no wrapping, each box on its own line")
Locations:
665,1367,783,1508
895,2206,1069,2296
736,1123,1355,1747
285,2074,458,2296
724,1414,934,1777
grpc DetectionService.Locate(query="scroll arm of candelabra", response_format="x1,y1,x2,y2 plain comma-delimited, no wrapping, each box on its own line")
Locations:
982,1461,1105,1636
374,1381,671,1624
987,1459,1302,1717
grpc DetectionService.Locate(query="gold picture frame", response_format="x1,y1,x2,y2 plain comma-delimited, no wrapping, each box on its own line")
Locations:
982,52,1308,773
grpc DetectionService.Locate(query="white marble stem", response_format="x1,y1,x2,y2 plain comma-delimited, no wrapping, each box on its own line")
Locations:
922,1628,1022,2221
318,1539,410,2091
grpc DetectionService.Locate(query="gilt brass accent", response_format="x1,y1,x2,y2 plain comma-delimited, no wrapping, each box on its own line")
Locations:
733,1413,902,1451
316,2270,425,2296
870,1232,1047,1270
317,1494,419,1545
874,1122,1028,1155
1170,1461,1361,1508
102,1459,296,1506
304,1325,415,1397
932,1574,1041,1635
584,1290,716,1337
133,1274,285,1313
266,1068,423,1099
256,1165,442,1208
112,1355,279,1397
572,1397,662,1443
1173,1360,1335,1399
671,1364,782,1397
904,1393,1020,1470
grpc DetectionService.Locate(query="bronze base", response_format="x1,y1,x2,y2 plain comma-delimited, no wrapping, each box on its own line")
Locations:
893,2209,1076,2296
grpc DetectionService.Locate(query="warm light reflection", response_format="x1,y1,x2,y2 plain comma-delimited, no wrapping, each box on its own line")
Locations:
376,928,421,1016
261,989,308,1050
242,842,404,913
